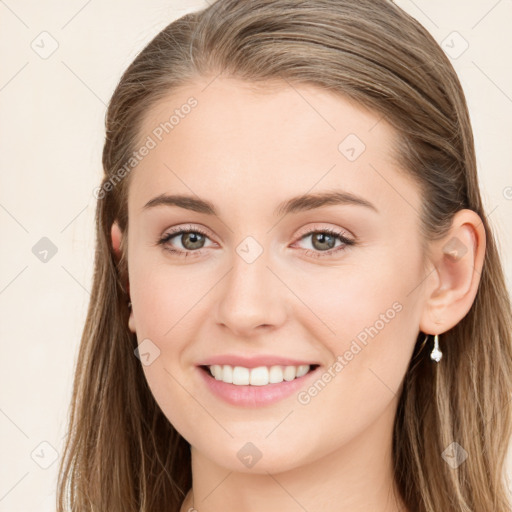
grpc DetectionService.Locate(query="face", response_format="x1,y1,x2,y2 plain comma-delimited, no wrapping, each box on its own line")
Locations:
121,77,428,472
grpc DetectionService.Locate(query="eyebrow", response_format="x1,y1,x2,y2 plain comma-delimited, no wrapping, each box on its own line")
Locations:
143,190,378,217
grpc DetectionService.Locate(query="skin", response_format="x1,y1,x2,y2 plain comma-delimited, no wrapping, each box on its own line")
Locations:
110,76,486,512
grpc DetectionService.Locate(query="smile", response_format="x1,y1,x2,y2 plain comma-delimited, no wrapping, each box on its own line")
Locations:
197,364,321,407
205,364,314,385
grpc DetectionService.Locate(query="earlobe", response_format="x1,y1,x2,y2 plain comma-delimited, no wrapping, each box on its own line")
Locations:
111,221,123,262
128,310,136,333
419,209,486,335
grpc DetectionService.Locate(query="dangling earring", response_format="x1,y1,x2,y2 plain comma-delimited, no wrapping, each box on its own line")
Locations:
430,333,442,362
128,301,132,309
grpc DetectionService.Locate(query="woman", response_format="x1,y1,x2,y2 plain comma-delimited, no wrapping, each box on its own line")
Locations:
57,0,512,510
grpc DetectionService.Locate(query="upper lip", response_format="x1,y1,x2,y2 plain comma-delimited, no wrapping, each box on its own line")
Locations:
197,354,319,368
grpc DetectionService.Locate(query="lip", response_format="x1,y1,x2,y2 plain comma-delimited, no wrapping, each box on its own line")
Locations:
197,364,321,407
196,354,319,368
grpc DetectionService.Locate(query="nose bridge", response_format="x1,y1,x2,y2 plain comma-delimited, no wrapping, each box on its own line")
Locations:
215,235,286,334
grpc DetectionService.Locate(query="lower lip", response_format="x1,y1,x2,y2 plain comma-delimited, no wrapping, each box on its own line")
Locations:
197,366,320,407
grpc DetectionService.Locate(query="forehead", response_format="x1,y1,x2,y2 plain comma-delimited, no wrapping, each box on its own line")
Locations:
129,77,419,219
137,76,392,152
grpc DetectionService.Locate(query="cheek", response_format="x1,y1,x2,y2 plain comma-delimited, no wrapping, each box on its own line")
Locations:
138,356,206,452
289,255,412,351
295,246,421,401
128,247,202,335
128,252,204,438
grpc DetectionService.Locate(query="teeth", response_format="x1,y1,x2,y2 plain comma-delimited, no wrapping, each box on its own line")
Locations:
232,366,250,385
208,364,311,386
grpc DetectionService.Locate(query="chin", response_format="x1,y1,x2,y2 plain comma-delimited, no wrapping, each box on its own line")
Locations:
198,437,311,474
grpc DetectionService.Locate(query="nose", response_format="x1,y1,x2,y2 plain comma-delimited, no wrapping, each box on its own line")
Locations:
214,247,288,337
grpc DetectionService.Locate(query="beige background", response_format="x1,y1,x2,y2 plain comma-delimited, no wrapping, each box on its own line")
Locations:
1,1,511,510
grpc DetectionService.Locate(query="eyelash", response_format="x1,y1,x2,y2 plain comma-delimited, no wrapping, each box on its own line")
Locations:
157,225,356,259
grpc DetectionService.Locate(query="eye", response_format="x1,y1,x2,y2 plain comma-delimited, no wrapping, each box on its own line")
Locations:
157,224,356,259
157,225,214,258
292,225,355,259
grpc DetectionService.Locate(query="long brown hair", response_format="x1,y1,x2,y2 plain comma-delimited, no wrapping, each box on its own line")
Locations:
57,1,512,510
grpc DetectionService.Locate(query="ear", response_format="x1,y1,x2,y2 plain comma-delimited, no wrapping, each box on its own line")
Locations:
111,222,136,333
419,209,486,335
111,221,123,262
